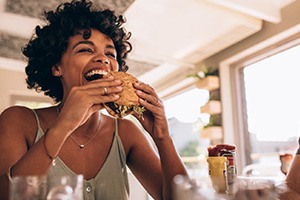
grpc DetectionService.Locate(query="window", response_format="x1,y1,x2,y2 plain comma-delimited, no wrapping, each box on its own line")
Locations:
163,88,210,174
231,37,300,177
244,43,300,158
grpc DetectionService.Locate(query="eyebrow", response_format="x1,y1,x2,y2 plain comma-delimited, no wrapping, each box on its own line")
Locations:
72,41,116,51
72,41,93,49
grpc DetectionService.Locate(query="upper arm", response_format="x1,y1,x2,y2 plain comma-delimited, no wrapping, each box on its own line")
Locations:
118,119,163,199
0,106,36,176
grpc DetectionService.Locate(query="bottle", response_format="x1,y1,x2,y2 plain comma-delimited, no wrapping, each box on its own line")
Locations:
222,151,237,195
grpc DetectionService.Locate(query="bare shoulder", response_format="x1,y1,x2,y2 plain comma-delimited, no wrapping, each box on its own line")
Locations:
0,105,35,122
0,106,39,176
117,117,142,137
117,117,151,151
0,106,37,137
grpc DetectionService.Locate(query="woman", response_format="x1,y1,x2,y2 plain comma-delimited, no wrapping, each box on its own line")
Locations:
0,0,188,199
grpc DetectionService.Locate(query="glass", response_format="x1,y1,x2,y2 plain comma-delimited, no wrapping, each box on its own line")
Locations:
9,175,47,200
47,175,83,200
234,177,278,200
242,44,300,166
173,175,231,200
173,175,211,200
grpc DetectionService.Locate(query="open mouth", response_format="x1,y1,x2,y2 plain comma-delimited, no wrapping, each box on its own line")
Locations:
84,69,108,81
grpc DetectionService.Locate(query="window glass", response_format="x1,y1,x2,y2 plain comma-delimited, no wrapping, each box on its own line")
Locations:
242,43,300,172
163,88,210,174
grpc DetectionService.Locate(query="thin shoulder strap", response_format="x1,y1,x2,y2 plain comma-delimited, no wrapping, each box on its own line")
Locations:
115,118,118,136
31,109,44,143
114,117,127,166
31,109,42,130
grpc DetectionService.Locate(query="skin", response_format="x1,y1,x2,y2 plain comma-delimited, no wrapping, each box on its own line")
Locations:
0,29,188,200
277,155,300,199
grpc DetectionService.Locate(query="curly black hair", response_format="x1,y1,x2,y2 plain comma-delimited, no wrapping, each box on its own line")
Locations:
23,0,132,102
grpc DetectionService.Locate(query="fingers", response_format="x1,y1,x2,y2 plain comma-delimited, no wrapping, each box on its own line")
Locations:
136,88,161,108
152,96,159,105
79,78,122,96
69,78,122,108
77,85,121,99
134,82,163,117
89,93,120,105
139,92,159,105
134,82,159,100
100,85,122,96
134,82,155,93
103,87,108,95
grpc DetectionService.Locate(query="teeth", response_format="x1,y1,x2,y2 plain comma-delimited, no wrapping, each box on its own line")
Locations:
85,70,108,78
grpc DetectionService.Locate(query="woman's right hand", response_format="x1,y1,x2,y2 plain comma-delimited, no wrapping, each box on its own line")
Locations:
55,76,122,134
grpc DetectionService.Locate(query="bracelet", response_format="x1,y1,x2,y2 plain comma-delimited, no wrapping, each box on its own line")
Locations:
43,129,56,166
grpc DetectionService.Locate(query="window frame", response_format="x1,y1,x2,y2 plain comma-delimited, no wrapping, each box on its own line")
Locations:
219,30,300,174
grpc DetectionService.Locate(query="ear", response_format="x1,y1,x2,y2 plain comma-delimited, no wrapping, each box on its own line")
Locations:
52,65,61,77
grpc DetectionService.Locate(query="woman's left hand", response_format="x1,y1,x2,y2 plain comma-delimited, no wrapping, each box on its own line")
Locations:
133,82,169,140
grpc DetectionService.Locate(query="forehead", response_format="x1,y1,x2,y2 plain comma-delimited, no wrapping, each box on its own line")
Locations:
68,29,114,46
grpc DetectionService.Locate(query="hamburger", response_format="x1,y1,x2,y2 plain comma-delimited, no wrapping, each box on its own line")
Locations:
85,70,145,118
104,71,145,118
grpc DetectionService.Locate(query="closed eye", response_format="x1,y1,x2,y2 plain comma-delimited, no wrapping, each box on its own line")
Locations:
106,52,116,59
77,48,94,53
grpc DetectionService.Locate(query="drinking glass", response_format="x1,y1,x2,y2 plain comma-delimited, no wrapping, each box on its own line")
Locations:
10,175,47,200
173,174,229,200
46,175,83,200
234,177,278,200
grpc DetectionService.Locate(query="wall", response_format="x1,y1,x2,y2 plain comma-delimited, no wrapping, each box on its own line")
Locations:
0,68,52,113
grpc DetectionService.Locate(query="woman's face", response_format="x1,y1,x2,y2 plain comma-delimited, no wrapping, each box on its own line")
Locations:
57,29,119,92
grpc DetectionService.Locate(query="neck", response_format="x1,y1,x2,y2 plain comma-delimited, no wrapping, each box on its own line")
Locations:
76,112,102,137
56,104,102,137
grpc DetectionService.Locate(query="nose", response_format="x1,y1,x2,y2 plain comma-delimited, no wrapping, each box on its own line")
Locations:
93,56,109,64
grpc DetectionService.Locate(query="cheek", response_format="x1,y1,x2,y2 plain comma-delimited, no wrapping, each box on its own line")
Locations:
112,60,119,71
72,55,90,68
61,58,86,78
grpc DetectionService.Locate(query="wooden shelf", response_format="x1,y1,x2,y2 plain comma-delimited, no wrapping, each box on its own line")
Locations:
197,75,223,144
200,126,223,140
201,100,222,115
195,76,220,91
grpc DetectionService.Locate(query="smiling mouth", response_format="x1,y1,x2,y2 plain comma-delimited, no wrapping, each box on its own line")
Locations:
84,69,108,81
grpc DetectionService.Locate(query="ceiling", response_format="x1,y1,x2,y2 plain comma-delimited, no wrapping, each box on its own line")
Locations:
0,0,295,95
